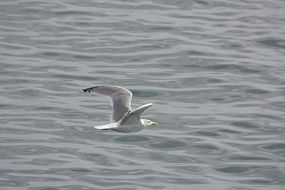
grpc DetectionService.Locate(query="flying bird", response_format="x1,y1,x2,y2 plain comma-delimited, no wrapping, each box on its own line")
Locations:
82,85,157,133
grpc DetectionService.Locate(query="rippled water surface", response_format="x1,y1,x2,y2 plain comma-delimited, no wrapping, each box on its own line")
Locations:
1,0,285,189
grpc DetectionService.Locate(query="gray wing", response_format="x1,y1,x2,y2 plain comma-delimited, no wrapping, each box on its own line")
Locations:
120,103,153,125
83,85,132,122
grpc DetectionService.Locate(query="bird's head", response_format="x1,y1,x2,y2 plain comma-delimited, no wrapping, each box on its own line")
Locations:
141,119,158,128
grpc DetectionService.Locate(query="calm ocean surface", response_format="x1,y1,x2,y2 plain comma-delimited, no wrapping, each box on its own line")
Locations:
1,0,285,189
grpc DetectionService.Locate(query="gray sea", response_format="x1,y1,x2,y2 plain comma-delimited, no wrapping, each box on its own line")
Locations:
1,0,285,190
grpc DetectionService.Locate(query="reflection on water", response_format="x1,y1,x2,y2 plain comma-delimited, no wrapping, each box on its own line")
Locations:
1,0,285,189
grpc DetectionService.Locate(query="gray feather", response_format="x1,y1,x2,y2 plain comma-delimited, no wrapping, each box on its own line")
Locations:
83,85,132,122
120,103,153,125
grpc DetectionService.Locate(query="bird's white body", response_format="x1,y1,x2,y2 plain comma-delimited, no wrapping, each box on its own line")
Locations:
83,85,157,133
94,117,151,133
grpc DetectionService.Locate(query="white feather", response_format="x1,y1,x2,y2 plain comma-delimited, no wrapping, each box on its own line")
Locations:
94,122,118,130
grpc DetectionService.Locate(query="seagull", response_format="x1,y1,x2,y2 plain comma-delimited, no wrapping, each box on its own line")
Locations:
82,85,157,133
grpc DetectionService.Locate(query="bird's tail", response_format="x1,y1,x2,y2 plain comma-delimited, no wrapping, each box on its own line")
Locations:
94,123,117,130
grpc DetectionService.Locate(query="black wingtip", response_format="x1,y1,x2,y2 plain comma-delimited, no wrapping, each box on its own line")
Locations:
82,86,99,93
82,87,91,93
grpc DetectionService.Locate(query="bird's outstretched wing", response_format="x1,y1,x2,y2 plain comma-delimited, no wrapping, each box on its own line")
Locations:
120,103,153,125
83,85,133,122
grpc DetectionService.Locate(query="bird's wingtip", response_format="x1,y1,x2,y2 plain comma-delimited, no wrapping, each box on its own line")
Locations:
82,88,89,92
82,86,99,93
